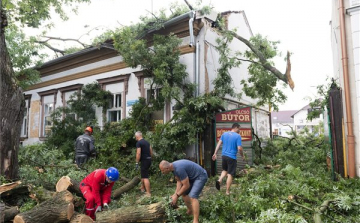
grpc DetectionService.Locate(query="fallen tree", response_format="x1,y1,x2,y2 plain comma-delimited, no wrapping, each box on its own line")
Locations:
13,190,74,223
96,202,165,223
113,176,141,199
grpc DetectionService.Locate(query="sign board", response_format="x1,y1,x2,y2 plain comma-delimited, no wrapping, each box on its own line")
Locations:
215,107,251,123
216,128,252,141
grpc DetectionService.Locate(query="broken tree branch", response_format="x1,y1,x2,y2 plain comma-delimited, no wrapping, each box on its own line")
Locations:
222,29,294,90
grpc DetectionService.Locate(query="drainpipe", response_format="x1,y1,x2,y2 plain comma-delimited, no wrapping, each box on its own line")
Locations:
189,11,195,47
338,0,356,178
195,41,200,163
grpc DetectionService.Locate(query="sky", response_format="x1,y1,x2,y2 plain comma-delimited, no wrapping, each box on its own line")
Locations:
32,0,333,111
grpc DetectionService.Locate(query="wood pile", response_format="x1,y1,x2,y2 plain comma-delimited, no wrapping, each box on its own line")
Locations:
0,176,165,223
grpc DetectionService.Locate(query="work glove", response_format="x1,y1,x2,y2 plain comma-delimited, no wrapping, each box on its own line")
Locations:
95,205,102,213
135,163,139,170
103,203,109,211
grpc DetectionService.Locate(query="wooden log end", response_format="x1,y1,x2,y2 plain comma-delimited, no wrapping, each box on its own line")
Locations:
56,176,72,192
67,202,75,220
13,214,25,223
70,213,94,223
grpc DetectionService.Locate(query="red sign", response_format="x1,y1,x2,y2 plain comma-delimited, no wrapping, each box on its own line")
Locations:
216,128,252,141
216,107,251,123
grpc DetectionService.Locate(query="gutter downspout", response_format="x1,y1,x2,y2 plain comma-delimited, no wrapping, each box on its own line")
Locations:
195,41,200,164
338,0,356,178
189,11,195,47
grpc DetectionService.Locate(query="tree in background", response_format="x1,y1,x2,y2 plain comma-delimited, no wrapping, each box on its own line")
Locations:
0,0,90,179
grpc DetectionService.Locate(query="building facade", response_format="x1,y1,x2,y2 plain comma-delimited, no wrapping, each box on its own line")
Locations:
330,0,360,177
21,10,271,160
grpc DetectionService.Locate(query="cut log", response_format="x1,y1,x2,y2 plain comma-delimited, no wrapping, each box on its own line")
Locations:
13,190,74,223
96,202,165,223
113,177,141,199
56,176,83,198
70,213,93,223
0,181,22,193
4,206,19,222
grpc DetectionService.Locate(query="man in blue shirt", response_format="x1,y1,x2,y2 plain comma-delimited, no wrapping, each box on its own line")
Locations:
212,123,244,195
159,159,208,223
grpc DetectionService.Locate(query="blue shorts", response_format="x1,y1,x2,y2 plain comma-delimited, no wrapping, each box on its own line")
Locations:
185,172,208,199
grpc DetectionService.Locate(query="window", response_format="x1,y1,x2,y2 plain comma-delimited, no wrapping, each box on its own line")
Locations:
21,96,31,138
146,88,161,102
58,84,83,120
44,102,54,136
38,89,57,138
97,74,130,124
107,93,122,122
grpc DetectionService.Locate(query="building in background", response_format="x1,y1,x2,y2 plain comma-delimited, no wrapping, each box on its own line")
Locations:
271,110,296,137
292,105,324,134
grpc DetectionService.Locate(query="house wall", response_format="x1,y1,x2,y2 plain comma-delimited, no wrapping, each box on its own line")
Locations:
293,110,323,133
331,0,360,176
272,122,294,137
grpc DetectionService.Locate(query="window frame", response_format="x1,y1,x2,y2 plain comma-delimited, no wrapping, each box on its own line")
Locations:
38,89,58,139
20,95,32,140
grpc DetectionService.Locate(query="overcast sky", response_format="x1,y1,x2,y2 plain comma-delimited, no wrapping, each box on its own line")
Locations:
37,0,333,111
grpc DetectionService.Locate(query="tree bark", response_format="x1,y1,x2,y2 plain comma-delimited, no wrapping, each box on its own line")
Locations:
0,181,21,193
28,186,55,203
69,213,93,223
96,202,165,223
112,176,140,199
0,6,24,180
13,190,74,223
4,206,19,222
0,184,29,206
56,176,83,198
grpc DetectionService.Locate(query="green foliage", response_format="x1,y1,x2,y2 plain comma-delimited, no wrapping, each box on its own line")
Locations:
2,0,91,89
307,77,336,121
241,34,287,111
5,24,44,89
213,25,240,97
45,82,111,158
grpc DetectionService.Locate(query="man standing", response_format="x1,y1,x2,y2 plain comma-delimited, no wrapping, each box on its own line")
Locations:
212,123,244,195
79,167,119,220
75,126,95,168
135,131,153,196
159,159,208,223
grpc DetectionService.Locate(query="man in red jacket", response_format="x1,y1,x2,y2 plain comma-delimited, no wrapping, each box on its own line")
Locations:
79,167,119,220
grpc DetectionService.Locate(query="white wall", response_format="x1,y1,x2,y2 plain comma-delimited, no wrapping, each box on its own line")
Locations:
331,0,360,176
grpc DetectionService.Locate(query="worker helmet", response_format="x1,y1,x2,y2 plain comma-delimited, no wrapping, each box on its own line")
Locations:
106,167,119,181
85,126,93,134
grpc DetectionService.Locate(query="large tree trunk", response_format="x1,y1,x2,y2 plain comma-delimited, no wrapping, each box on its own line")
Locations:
0,7,24,180
13,190,74,223
96,202,165,223
113,177,140,199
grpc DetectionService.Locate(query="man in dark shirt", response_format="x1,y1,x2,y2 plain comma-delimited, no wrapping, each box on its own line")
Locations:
75,126,95,168
135,131,153,196
159,159,208,223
